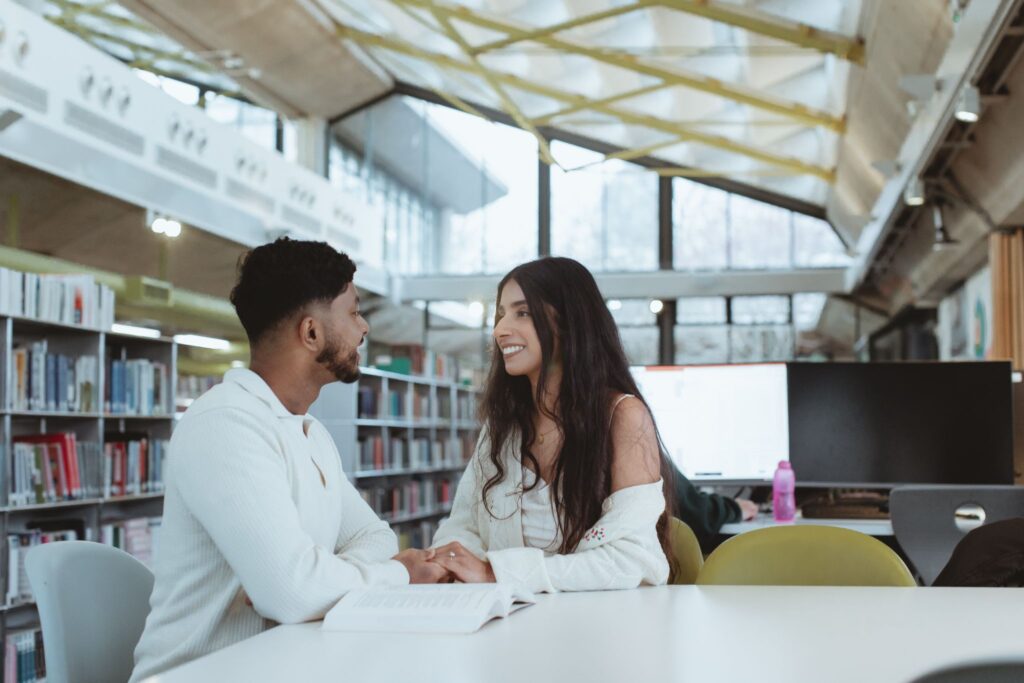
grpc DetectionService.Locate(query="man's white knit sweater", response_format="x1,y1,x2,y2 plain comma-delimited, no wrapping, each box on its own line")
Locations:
130,369,408,682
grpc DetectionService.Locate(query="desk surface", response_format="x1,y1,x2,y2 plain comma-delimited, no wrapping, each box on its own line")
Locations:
720,514,893,536
147,586,1024,683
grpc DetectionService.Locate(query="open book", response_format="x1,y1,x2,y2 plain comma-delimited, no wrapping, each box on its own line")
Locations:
322,583,536,634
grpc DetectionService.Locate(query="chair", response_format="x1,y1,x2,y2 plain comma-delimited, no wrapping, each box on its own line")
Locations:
695,525,916,586
25,541,154,683
908,659,1024,683
890,485,1024,585
668,517,703,585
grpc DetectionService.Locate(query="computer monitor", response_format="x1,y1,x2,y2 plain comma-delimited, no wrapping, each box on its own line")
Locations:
787,361,1014,487
630,364,789,484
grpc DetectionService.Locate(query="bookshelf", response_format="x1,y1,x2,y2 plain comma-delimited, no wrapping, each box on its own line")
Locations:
310,365,480,550
0,314,176,676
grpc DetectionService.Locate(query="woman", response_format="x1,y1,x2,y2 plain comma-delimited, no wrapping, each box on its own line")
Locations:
430,257,672,592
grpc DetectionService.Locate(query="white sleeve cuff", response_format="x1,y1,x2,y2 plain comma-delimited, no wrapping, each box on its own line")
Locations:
361,560,410,586
486,547,557,594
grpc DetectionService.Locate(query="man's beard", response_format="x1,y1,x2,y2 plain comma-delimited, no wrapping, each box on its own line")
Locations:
316,335,361,384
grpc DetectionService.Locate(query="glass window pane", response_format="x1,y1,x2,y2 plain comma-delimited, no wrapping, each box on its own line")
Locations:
608,299,656,326
728,194,791,269
730,326,794,362
673,178,728,270
205,93,277,151
794,214,852,267
675,326,729,365
677,297,727,325
551,141,657,272
793,293,827,331
618,327,659,366
732,296,790,325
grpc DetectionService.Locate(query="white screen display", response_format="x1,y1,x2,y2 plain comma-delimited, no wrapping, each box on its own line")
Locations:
630,364,789,482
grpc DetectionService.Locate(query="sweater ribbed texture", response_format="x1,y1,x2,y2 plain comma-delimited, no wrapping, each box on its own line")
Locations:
131,370,407,682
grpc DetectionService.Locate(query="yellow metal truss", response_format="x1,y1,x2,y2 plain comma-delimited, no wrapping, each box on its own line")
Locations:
390,0,845,132
334,22,835,181
472,0,864,65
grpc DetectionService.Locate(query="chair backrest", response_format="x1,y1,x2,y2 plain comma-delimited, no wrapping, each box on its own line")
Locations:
696,525,916,586
890,485,1024,585
25,541,154,683
668,517,703,585
908,659,1024,683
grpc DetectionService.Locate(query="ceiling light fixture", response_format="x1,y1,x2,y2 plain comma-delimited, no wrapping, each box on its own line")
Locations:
932,203,959,251
904,177,926,206
954,85,981,123
649,300,664,315
174,334,231,351
111,323,161,338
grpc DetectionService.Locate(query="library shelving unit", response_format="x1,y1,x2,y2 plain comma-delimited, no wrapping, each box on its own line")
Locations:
0,315,175,668
310,366,480,550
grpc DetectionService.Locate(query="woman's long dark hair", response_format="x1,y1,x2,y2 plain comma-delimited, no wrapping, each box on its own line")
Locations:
479,257,674,559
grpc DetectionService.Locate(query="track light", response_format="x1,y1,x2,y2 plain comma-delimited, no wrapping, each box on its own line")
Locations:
932,203,959,251
149,212,183,238
607,300,622,311
649,300,664,315
955,85,981,123
904,177,925,206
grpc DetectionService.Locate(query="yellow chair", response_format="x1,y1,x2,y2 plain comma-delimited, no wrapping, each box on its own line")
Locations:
696,525,916,587
668,517,704,585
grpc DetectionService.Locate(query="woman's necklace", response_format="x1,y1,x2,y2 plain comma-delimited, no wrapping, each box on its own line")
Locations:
536,424,560,444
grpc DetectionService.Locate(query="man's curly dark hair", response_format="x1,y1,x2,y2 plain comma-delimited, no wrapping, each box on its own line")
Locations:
230,237,357,345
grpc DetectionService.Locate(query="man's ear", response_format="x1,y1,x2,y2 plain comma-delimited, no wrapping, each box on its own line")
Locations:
299,315,321,352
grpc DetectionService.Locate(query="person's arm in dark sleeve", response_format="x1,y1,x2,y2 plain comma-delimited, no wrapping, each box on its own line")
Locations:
669,462,741,550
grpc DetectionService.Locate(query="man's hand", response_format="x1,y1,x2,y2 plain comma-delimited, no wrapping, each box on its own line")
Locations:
393,548,449,584
430,541,496,583
736,498,759,521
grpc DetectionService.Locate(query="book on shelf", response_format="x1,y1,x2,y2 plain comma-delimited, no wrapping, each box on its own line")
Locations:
101,517,161,568
11,342,98,413
0,268,115,330
102,435,168,497
6,527,80,605
9,433,103,506
359,479,454,520
106,357,171,415
3,627,45,683
322,583,535,635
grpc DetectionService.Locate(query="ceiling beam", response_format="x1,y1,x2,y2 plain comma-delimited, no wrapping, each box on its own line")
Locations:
531,82,668,126
391,0,845,132
471,1,656,53
468,0,864,65
657,0,865,64
396,268,849,302
333,24,835,180
391,80,828,218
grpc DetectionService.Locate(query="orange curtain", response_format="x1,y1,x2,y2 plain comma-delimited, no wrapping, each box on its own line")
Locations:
990,231,1024,370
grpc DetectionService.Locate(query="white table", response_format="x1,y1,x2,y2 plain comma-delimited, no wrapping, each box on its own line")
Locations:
146,585,1024,683
720,514,893,536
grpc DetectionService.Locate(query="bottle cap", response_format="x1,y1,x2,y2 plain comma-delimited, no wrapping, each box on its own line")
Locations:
778,460,791,469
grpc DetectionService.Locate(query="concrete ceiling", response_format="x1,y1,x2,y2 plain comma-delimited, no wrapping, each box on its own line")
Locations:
0,156,246,302
116,0,394,117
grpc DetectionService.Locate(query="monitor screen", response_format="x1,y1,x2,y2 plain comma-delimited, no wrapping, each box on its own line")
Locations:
631,364,789,483
787,361,1014,486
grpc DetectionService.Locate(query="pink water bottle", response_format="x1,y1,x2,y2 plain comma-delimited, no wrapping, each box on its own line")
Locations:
772,460,796,523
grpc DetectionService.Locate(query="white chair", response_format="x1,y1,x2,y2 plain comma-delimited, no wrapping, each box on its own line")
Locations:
25,541,154,683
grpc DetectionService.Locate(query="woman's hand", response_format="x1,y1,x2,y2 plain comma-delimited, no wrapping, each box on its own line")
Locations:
430,541,496,583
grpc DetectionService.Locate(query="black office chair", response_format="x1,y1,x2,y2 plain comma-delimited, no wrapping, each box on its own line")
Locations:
889,485,1024,585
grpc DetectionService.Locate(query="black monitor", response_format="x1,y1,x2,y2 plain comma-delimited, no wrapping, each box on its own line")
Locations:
787,361,1014,487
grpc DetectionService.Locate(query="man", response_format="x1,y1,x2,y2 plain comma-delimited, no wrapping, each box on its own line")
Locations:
131,238,444,681
672,463,758,550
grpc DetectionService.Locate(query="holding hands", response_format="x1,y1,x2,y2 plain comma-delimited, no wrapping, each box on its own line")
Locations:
430,542,496,583
393,543,496,584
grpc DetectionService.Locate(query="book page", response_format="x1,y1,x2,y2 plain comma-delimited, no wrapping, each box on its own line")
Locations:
323,584,536,634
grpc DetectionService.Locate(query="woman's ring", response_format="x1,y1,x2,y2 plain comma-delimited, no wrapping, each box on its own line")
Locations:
448,551,456,559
